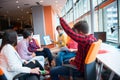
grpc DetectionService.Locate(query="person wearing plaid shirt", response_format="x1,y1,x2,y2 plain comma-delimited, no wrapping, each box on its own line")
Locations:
50,17,96,80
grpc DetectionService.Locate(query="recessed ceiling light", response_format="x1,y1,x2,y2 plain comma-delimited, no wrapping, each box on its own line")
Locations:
26,11,29,14
21,9,23,11
40,0,43,2
55,1,58,3
17,18,20,20
16,0,19,4
17,5,20,8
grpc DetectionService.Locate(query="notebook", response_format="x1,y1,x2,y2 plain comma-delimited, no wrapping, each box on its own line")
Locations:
43,35,52,45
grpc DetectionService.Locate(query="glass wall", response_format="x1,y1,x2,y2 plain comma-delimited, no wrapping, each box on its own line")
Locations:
103,1,118,42
61,0,119,44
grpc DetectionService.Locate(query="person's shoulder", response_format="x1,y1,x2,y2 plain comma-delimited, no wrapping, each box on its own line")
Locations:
5,44,13,48
2,44,14,51
18,39,26,44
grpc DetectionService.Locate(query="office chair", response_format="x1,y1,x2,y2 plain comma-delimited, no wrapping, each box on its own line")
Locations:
0,68,7,80
62,39,102,80
0,67,38,80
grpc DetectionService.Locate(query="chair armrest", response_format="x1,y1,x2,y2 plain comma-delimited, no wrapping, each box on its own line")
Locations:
13,73,28,80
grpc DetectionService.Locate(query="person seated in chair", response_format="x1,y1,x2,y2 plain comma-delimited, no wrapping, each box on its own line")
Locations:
55,27,78,66
53,25,67,48
17,29,55,67
50,13,96,80
0,30,47,80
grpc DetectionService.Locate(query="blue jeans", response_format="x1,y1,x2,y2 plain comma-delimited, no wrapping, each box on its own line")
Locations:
50,66,84,80
56,51,76,66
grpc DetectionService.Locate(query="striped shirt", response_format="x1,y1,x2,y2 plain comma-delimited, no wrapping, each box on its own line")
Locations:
60,18,96,72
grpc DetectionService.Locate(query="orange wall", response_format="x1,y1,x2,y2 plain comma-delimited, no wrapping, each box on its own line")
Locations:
43,6,55,40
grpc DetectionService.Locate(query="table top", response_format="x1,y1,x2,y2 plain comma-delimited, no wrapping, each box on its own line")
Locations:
97,43,120,76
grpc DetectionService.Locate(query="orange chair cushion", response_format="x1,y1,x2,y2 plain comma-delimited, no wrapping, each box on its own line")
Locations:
85,39,102,64
0,68,4,75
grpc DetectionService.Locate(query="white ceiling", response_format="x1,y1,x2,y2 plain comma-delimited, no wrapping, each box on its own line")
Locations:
0,0,66,22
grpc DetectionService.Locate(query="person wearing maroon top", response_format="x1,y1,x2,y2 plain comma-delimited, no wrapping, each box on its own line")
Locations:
28,33,55,67
50,17,96,80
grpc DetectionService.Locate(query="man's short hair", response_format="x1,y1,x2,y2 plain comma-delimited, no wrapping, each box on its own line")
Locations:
74,20,89,34
56,25,63,30
22,29,32,39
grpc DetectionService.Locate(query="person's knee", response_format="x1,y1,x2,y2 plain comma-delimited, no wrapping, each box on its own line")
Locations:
58,52,65,56
44,48,50,51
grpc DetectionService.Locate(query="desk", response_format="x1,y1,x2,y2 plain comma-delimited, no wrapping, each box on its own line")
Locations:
97,43,120,80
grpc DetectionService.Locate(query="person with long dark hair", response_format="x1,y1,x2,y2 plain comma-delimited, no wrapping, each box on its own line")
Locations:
0,29,45,80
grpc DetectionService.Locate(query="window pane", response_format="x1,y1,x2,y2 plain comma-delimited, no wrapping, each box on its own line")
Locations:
103,1,118,42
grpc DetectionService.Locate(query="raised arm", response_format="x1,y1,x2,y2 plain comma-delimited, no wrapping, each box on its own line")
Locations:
60,17,85,42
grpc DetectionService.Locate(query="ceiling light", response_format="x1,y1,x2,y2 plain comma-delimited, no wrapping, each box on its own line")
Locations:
21,9,23,11
17,18,20,20
26,11,29,14
40,0,43,2
16,0,19,4
55,1,58,3
17,5,20,8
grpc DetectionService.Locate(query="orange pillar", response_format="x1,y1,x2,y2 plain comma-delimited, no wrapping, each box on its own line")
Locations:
44,6,56,48
43,6,55,40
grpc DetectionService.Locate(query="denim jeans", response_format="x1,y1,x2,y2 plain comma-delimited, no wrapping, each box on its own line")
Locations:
50,66,84,80
56,51,76,66
35,48,53,66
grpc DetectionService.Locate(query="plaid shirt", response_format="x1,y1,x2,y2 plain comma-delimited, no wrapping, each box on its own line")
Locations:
60,18,96,72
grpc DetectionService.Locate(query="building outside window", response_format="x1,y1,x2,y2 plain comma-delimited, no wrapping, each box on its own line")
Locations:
103,1,118,43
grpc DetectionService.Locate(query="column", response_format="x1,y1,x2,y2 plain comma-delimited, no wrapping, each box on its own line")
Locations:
117,0,120,44
43,6,55,40
32,6,46,45
90,0,94,34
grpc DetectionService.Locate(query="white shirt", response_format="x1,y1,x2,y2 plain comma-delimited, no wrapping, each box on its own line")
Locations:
0,44,31,80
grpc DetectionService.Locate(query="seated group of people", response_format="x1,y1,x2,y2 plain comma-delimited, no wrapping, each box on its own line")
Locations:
0,15,96,80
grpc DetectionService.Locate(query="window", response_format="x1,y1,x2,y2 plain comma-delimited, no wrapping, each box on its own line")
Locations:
103,1,118,42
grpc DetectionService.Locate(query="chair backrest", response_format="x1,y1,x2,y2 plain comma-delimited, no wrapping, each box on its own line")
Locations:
0,68,7,80
84,39,102,80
